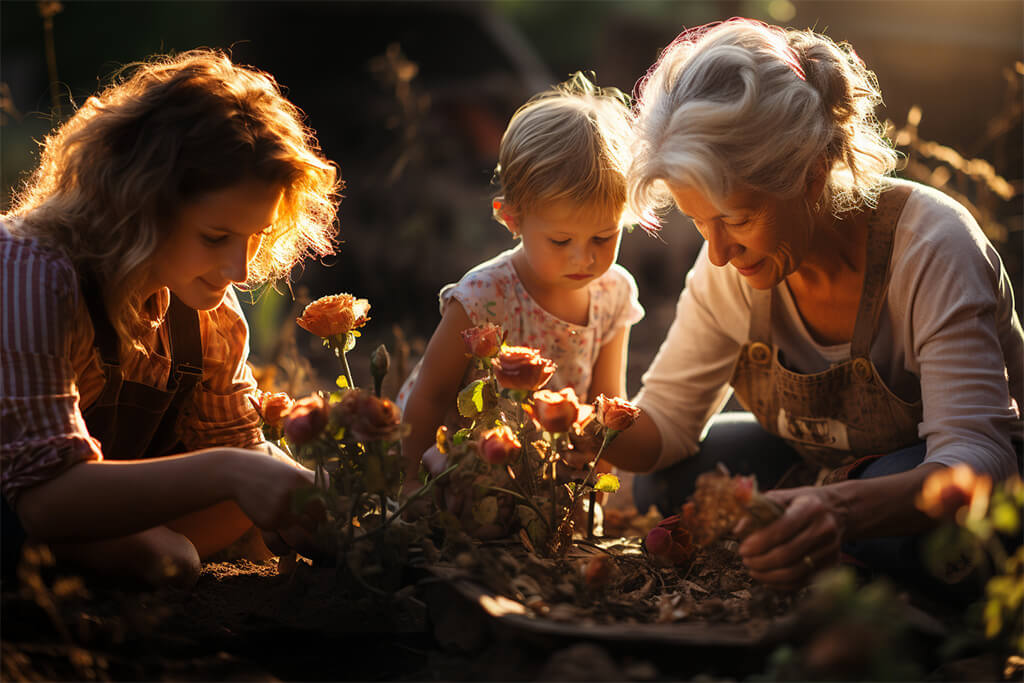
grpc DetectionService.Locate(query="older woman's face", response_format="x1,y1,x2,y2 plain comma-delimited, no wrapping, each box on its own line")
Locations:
668,183,811,290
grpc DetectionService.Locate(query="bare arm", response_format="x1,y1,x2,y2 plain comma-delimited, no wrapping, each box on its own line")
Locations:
15,447,314,543
399,301,474,492
587,326,629,401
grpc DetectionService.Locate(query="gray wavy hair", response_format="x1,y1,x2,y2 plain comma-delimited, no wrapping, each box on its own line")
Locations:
629,20,897,219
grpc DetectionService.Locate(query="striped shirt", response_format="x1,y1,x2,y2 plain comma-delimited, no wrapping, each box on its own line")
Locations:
1,225,263,504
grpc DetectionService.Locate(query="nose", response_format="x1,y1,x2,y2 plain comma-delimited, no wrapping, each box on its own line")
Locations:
573,243,597,269
706,224,742,267
221,237,253,285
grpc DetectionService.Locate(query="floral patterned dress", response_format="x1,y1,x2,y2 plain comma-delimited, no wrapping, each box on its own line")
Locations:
398,246,644,408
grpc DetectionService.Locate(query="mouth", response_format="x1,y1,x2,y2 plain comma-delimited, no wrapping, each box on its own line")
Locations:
565,273,592,281
734,259,765,277
200,277,227,292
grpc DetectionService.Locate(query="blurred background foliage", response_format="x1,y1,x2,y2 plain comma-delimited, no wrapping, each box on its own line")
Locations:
2,0,1021,397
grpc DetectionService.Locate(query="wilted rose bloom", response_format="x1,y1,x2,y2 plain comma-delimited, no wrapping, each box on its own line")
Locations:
645,514,695,566
333,389,402,442
491,346,556,392
531,387,581,433
296,293,370,339
258,391,294,429
478,425,521,466
916,464,992,521
595,394,641,432
461,323,504,359
283,395,329,445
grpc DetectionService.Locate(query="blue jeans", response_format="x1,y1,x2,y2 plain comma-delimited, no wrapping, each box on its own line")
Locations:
634,412,928,573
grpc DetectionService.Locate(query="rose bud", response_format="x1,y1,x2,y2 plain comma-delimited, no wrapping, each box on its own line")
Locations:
531,387,581,434
461,323,504,359
283,395,329,445
491,346,557,392
296,293,370,339
370,344,390,380
594,394,641,432
478,425,521,466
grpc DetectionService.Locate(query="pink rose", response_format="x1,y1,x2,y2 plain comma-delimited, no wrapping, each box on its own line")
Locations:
478,425,521,466
491,346,556,392
531,388,581,434
331,389,403,442
645,514,695,566
283,395,329,445
594,394,641,432
461,323,504,359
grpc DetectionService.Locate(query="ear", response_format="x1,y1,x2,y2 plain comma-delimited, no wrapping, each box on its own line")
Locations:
493,197,519,236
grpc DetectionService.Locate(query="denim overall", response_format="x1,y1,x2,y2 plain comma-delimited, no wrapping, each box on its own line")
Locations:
1,275,202,577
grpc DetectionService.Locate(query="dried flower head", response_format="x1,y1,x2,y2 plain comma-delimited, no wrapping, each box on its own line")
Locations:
595,394,641,432
332,389,403,442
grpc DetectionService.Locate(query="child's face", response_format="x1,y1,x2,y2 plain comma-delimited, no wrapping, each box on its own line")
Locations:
513,200,624,292
152,178,284,310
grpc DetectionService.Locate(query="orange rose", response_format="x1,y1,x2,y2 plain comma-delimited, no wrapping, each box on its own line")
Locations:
491,346,556,392
461,323,504,359
595,395,641,432
916,464,992,522
283,395,329,445
258,391,295,429
531,387,581,434
332,389,403,442
478,425,521,466
296,294,370,339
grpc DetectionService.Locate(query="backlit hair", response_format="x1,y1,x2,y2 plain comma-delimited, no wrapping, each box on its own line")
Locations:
494,72,632,226
629,19,897,219
6,48,341,347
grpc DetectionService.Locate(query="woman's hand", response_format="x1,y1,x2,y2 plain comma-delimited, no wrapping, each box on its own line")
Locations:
736,486,845,591
223,448,320,533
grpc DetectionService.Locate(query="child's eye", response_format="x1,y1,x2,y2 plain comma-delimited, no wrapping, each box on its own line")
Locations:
722,218,749,228
592,235,613,244
201,234,228,246
549,238,570,247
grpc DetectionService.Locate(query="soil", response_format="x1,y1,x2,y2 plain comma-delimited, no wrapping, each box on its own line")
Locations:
0,514,982,682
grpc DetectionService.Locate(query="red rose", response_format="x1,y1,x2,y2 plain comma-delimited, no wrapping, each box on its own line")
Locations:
478,425,521,466
531,387,581,434
491,346,556,392
296,293,370,339
332,389,403,442
283,395,329,445
594,394,641,432
461,323,504,359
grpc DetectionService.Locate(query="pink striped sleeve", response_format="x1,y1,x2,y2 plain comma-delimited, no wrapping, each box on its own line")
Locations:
1,232,103,504
178,288,263,450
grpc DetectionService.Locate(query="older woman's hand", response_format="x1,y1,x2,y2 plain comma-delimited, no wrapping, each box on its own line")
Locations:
736,486,845,591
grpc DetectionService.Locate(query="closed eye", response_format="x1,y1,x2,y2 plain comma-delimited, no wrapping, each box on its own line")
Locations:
201,234,229,246
592,235,613,244
549,238,570,247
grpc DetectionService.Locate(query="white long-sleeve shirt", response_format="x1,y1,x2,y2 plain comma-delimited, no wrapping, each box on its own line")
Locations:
635,180,1022,480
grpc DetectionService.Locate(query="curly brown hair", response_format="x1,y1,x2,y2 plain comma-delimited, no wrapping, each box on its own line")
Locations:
6,48,341,346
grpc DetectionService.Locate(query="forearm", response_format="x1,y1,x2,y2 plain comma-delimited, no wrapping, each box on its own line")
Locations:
599,412,662,473
400,395,448,482
819,461,946,539
15,448,247,542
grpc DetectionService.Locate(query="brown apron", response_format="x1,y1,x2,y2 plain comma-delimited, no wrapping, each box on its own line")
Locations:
80,273,204,460
730,185,922,470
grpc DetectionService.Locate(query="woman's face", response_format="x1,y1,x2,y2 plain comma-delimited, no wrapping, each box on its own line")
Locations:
152,178,284,310
668,183,812,290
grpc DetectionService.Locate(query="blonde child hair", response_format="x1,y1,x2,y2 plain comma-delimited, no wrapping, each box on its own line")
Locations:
494,72,633,225
629,20,897,221
6,48,341,349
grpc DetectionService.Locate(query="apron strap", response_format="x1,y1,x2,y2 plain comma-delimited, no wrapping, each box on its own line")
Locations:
747,287,773,345
850,184,913,358
145,294,204,457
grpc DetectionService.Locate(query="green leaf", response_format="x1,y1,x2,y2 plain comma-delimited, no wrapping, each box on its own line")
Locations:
457,379,486,418
453,428,472,445
335,375,349,389
594,473,621,493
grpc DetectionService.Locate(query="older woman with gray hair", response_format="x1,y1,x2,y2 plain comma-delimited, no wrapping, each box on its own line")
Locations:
601,19,1021,591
